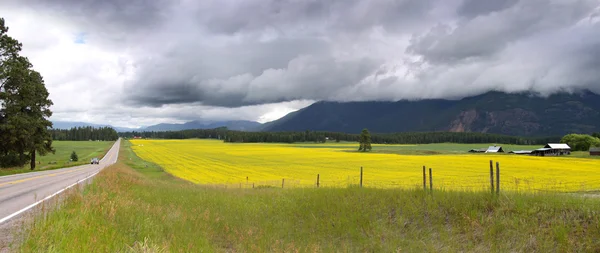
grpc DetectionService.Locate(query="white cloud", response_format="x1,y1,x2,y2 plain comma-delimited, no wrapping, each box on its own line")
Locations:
1,0,599,128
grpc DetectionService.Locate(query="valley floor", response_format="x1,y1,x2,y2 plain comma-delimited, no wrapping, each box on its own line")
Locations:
12,141,600,252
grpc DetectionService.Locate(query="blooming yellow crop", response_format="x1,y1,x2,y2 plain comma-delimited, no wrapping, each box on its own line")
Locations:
130,139,600,192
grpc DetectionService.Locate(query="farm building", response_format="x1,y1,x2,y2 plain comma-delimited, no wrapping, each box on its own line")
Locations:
468,148,487,153
468,146,504,153
590,147,600,156
531,143,571,156
485,146,504,153
509,150,532,155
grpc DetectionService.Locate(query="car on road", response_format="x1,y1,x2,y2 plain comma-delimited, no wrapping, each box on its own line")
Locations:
91,158,99,164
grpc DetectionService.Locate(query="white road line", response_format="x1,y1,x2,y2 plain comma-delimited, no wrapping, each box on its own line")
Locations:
0,139,120,224
0,170,100,224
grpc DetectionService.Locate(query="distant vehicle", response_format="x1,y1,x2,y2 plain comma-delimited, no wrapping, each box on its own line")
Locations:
91,158,99,164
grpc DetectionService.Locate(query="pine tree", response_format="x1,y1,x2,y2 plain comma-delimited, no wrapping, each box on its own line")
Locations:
358,128,372,152
70,151,78,162
0,18,54,169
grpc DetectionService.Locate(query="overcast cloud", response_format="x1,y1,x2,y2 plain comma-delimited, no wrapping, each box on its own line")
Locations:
1,0,599,128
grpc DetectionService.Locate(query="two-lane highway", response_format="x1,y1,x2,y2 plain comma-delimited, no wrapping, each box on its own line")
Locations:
0,139,120,223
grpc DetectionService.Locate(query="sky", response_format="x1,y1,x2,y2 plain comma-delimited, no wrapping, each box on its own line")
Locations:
1,0,599,128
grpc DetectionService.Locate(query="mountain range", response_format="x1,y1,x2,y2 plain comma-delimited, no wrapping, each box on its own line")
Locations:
263,90,600,136
51,120,262,132
53,91,600,136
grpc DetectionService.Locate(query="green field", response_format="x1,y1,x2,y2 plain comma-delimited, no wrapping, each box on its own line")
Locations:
294,142,599,158
14,140,600,252
294,142,541,154
0,141,114,176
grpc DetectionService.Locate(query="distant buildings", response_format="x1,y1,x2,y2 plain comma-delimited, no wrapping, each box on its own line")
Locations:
470,143,573,156
590,147,600,156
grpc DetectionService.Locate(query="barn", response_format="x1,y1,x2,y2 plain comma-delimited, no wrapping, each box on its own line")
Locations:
468,148,487,153
531,143,571,156
485,146,504,153
509,150,532,155
590,147,600,156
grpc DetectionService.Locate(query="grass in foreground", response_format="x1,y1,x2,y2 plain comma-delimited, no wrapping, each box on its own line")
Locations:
130,139,600,191
18,141,600,252
0,141,114,177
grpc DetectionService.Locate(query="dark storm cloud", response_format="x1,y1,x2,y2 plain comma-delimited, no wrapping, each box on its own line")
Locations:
5,0,600,109
456,0,519,19
201,0,436,34
126,54,380,107
6,0,169,32
407,0,597,64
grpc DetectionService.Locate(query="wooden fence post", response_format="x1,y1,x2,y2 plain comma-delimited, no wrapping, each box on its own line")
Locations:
423,166,426,191
317,174,320,188
496,162,500,194
282,178,285,188
429,168,433,192
489,160,494,194
252,183,255,189
360,166,363,188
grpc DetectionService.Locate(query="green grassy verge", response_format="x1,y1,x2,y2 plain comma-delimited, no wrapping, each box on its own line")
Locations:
0,141,114,177
18,141,600,252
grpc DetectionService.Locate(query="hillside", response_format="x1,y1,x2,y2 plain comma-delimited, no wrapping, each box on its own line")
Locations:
52,120,262,132
263,91,600,136
142,120,262,132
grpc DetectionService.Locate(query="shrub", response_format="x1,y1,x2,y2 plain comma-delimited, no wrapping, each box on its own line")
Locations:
70,151,78,161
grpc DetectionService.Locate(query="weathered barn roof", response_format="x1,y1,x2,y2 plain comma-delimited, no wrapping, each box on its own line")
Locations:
486,146,504,153
469,148,487,153
510,150,532,154
544,143,571,149
534,148,552,151
590,147,600,152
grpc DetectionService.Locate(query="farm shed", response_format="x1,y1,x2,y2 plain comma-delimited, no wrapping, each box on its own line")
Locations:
531,148,552,156
468,148,487,153
531,144,571,156
545,143,571,155
485,146,504,153
590,147,600,156
510,150,532,155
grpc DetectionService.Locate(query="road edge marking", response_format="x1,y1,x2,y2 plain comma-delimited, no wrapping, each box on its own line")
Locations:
0,170,100,224
0,139,120,224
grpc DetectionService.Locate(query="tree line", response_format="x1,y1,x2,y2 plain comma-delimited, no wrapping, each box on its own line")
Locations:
49,126,119,141
0,18,54,169
119,128,558,145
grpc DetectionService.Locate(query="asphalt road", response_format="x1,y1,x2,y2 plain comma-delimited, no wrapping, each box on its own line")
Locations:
0,139,120,224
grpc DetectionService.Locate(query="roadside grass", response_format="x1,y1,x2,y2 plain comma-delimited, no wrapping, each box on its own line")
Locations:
0,141,113,177
18,141,600,252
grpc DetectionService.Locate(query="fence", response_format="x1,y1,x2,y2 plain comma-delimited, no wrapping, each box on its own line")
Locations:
201,160,600,193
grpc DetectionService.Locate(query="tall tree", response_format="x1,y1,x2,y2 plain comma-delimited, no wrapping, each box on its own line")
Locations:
358,128,372,152
0,18,54,169
560,134,600,151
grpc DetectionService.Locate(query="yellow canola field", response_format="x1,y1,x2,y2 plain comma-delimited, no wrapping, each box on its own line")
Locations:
130,139,600,192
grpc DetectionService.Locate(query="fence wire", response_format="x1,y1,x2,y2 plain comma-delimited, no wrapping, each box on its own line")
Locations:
200,165,600,193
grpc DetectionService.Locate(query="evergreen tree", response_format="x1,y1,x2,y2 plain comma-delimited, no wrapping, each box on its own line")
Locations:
0,18,54,169
70,151,78,162
358,128,372,152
